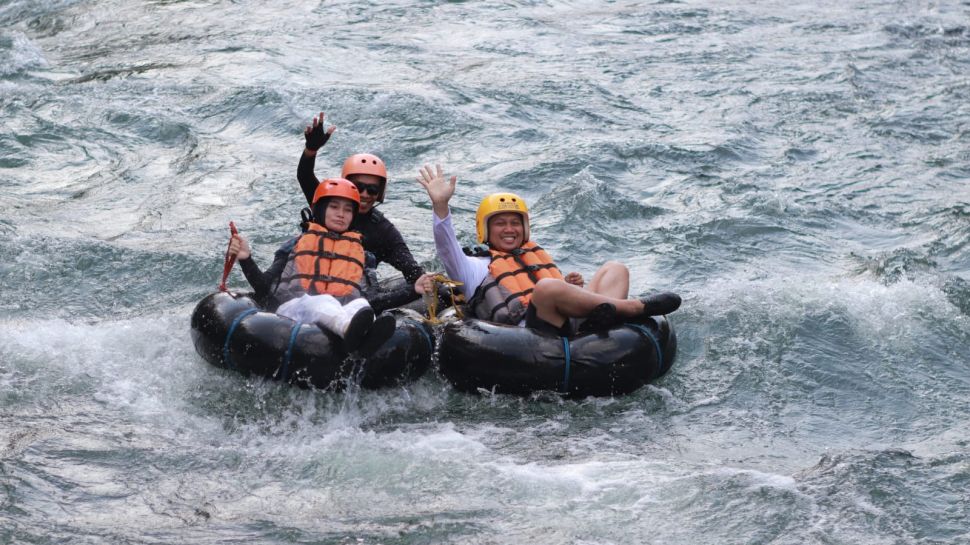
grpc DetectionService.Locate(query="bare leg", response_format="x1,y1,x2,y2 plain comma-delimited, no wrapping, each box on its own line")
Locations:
532,276,643,327
586,261,630,299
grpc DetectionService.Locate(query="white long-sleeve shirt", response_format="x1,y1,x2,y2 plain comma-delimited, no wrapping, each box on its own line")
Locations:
433,211,536,327
432,211,489,297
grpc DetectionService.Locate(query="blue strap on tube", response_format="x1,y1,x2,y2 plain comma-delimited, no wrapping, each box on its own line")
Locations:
560,336,572,393
280,322,303,381
223,308,258,370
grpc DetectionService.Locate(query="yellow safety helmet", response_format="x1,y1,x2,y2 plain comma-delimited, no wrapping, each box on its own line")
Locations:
476,192,530,244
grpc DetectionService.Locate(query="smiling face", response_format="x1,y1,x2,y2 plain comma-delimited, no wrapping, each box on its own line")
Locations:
487,212,526,252
323,197,357,233
346,173,384,214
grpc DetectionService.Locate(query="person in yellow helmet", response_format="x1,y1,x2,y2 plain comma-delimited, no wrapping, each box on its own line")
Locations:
415,164,680,336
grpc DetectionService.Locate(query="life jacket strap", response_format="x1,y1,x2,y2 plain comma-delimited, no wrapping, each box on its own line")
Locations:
312,228,362,244
282,273,362,293
489,244,548,262
487,287,534,321
491,245,559,283
300,207,313,233
463,244,491,257
291,249,365,270
479,263,559,292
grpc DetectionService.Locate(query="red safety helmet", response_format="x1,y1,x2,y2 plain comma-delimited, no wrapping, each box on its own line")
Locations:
312,177,361,208
341,153,388,202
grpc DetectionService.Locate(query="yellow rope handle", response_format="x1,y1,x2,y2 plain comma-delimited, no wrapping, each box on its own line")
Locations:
424,273,465,324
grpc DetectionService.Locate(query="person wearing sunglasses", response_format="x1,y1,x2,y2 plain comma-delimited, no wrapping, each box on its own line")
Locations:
297,113,430,309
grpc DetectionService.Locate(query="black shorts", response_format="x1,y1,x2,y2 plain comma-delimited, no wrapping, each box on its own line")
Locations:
524,303,574,337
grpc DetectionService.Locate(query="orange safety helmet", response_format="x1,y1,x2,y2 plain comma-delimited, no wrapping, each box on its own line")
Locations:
341,153,388,203
312,177,361,208
476,192,530,244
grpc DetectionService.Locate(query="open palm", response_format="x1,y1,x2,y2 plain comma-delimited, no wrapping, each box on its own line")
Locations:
416,164,457,217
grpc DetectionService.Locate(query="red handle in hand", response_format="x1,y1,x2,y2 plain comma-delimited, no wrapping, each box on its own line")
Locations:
218,221,238,292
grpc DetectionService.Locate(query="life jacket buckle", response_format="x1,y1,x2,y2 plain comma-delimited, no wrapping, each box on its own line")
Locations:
463,244,491,257
299,207,313,232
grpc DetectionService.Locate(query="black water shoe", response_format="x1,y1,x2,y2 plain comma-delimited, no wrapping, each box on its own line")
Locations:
639,292,681,316
356,314,396,357
577,302,619,333
343,307,375,352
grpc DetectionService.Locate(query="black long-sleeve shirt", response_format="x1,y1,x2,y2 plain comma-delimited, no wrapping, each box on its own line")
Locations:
238,237,297,311
297,152,425,286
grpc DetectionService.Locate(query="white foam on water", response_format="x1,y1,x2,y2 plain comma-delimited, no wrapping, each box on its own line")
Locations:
707,465,800,493
1,313,218,421
0,31,48,76
1,310,490,535
698,266,967,353
1,308,454,438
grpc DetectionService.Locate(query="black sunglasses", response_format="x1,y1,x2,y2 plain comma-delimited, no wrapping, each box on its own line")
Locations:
354,182,382,196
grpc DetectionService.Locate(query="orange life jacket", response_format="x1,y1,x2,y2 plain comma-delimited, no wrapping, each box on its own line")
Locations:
469,241,563,324
274,223,365,301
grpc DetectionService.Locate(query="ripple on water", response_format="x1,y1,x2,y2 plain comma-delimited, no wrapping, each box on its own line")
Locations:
795,449,970,543
2,0,970,543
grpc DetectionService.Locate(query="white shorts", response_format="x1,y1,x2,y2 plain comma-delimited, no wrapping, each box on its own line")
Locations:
276,294,370,324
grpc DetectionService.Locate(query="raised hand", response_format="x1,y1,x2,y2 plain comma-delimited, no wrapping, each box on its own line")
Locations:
304,112,336,152
416,164,457,219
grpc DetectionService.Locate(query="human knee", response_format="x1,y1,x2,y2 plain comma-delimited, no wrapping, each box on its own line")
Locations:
533,277,567,304
343,297,371,314
601,260,628,275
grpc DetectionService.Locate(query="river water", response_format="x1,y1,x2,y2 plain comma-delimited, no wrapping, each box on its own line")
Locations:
2,1,969,543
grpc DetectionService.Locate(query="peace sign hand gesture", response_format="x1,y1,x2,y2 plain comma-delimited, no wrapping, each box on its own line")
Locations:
304,112,336,152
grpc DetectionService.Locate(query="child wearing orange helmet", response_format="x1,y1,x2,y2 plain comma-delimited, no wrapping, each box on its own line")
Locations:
227,178,395,355
297,113,429,308
415,164,680,336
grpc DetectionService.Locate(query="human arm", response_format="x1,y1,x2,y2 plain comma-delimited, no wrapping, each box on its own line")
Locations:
230,234,289,298
363,214,426,285
431,210,489,296
297,150,319,206
415,163,488,294
296,112,336,206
